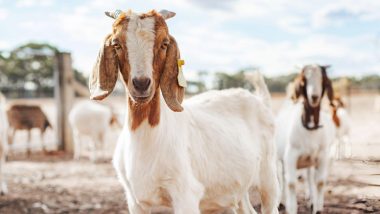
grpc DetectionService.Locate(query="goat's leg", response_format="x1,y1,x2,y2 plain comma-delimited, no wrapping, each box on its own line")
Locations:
90,137,99,162
313,154,329,214
284,149,298,214
167,176,204,214
237,192,257,214
73,129,81,160
26,130,31,157
0,141,7,195
40,130,47,153
259,158,280,214
307,167,317,212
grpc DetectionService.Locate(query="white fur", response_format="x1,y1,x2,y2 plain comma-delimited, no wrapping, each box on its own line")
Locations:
126,14,155,82
0,93,8,195
69,101,114,162
304,65,323,108
334,107,351,159
113,73,280,213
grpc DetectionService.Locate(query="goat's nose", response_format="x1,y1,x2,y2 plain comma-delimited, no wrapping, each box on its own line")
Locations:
132,77,151,91
311,95,319,103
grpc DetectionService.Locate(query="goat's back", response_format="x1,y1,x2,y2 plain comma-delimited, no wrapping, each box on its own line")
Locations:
7,105,50,130
69,101,112,134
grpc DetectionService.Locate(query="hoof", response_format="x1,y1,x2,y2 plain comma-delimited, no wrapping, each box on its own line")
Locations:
278,203,286,211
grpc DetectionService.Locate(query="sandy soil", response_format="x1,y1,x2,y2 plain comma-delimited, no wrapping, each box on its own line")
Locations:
0,94,379,213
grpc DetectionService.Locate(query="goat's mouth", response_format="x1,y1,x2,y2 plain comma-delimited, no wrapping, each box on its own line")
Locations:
129,91,153,104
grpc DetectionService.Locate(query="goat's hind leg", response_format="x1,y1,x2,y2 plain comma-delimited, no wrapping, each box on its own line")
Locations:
237,192,257,214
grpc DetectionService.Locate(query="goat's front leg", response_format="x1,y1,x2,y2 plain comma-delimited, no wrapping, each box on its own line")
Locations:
307,167,317,212
167,176,204,214
26,130,31,157
313,153,330,214
284,149,298,214
40,130,46,153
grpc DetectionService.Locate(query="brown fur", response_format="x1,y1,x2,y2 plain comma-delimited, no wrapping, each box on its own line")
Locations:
7,104,52,153
89,10,185,131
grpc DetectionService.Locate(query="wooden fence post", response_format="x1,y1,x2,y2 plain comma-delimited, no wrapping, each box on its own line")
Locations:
55,52,74,153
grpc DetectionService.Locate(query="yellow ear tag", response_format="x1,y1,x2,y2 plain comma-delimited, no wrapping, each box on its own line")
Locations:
177,59,187,88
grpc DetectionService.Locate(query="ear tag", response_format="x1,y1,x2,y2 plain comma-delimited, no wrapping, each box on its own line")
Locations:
177,59,187,88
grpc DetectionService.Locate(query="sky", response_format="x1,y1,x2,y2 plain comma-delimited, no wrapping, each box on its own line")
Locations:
0,0,379,79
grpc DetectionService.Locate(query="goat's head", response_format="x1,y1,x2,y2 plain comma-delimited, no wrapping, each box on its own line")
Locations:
292,64,334,107
89,9,185,112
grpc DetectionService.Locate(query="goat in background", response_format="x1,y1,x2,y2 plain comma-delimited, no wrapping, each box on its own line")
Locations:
69,100,121,162
7,104,51,156
275,64,336,214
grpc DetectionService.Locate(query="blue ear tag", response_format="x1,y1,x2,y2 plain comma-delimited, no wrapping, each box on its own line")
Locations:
177,59,187,88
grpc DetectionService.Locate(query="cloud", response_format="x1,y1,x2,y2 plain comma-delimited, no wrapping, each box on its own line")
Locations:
188,0,238,10
0,8,8,20
16,0,52,7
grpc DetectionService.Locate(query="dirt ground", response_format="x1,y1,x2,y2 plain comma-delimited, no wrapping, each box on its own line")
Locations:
0,94,379,213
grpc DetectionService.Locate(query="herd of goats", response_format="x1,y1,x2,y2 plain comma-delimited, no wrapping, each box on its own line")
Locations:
0,8,360,214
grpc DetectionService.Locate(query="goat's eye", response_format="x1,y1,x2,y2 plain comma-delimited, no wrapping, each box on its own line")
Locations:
161,41,169,50
111,39,122,50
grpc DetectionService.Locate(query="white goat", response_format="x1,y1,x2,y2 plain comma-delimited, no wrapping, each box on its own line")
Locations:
275,65,336,214
332,97,351,159
0,93,8,195
69,101,119,161
89,9,279,213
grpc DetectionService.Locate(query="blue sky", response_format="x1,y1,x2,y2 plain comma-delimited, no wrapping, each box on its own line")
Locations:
0,0,379,79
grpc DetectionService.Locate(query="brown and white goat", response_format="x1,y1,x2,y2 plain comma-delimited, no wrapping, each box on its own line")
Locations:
275,64,336,214
7,104,52,155
90,9,279,214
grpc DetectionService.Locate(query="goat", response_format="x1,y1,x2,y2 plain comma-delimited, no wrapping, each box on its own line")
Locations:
69,100,120,161
0,93,8,195
332,97,351,159
275,64,336,214
89,9,279,214
7,104,52,156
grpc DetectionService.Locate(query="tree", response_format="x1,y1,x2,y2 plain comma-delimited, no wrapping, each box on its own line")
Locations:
0,42,87,98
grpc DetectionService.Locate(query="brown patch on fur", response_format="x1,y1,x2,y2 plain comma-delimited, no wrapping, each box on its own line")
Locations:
296,155,316,169
317,181,324,191
128,91,161,131
288,183,296,191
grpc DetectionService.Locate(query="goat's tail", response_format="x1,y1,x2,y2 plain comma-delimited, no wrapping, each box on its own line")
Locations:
245,71,271,108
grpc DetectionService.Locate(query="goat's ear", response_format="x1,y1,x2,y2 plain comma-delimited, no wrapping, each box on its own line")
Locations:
89,35,119,100
322,69,334,106
160,35,184,112
291,71,305,102
159,10,176,20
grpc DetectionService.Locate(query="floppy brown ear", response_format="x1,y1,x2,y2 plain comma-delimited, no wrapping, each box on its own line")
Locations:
89,34,119,100
291,71,305,102
322,67,334,106
160,35,184,112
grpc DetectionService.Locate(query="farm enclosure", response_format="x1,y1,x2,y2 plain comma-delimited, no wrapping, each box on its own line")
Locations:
0,94,379,213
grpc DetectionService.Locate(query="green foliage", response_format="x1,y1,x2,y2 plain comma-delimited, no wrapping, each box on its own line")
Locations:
0,42,87,98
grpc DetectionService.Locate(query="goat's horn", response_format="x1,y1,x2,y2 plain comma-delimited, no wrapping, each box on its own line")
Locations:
105,9,122,19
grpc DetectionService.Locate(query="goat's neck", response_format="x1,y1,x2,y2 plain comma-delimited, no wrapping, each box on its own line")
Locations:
301,101,321,130
128,90,161,131
127,89,179,133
